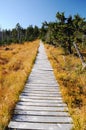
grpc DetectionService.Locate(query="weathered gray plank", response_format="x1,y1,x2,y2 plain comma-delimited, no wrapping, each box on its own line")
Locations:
28,79,56,82
8,122,73,130
29,76,55,79
21,92,61,97
28,81,57,84
17,101,67,107
23,90,61,94
19,98,64,103
12,115,72,123
14,110,69,116
22,85,59,89
28,80,57,83
19,97,63,102
23,90,60,94
20,88,59,94
24,87,59,91
25,84,59,87
19,95,62,100
23,88,60,92
15,105,68,111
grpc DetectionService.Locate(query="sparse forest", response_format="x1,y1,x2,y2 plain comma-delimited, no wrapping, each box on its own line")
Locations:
0,23,40,45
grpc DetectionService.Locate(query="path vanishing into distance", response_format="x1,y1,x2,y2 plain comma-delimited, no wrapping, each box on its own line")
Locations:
8,41,73,130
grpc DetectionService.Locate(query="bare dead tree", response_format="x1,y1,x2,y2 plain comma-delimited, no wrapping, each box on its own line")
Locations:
73,42,86,69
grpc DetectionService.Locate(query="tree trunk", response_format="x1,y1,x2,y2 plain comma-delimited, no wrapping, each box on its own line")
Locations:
73,42,86,69
68,40,72,54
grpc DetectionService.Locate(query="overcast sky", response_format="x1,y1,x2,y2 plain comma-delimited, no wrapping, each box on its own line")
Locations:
0,0,86,29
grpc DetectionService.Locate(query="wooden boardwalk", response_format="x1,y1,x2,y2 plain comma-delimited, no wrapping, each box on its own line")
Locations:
8,42,73,130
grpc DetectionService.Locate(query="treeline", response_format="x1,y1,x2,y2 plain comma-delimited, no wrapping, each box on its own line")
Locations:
0,12,86,53
40,12,86,54
0,23,39,45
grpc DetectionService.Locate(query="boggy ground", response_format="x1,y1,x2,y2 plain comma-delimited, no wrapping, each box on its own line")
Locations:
45,44,86,130
0,40,39,130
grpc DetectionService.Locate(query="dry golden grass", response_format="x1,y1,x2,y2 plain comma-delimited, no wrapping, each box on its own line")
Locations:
45,44,86,130
0,40,39,130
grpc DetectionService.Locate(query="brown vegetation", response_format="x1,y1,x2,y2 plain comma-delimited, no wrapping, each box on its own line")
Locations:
45,44,86,130
0,40,39,129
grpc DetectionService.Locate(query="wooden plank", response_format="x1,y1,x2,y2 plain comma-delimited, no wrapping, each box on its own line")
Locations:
28,83,56,86
19,98,64,103
23,88,60,92
27,80,57,83
23,90,61,94
25,85,58,88
30,71,54,74
29,76,56,79
29,74,55,78
8,122,73,130
23,89,60,95
32,67,53,69
14,110,69,116
29,77,56,79
28,78,56,81
17,101,67,107
15,105,68,111
31,67,53,70
21,92,61,97
12,115,72,123
19,95,62,100
24,87,59,91
25,84,59,87
29,78,56,81
24,86,59,89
